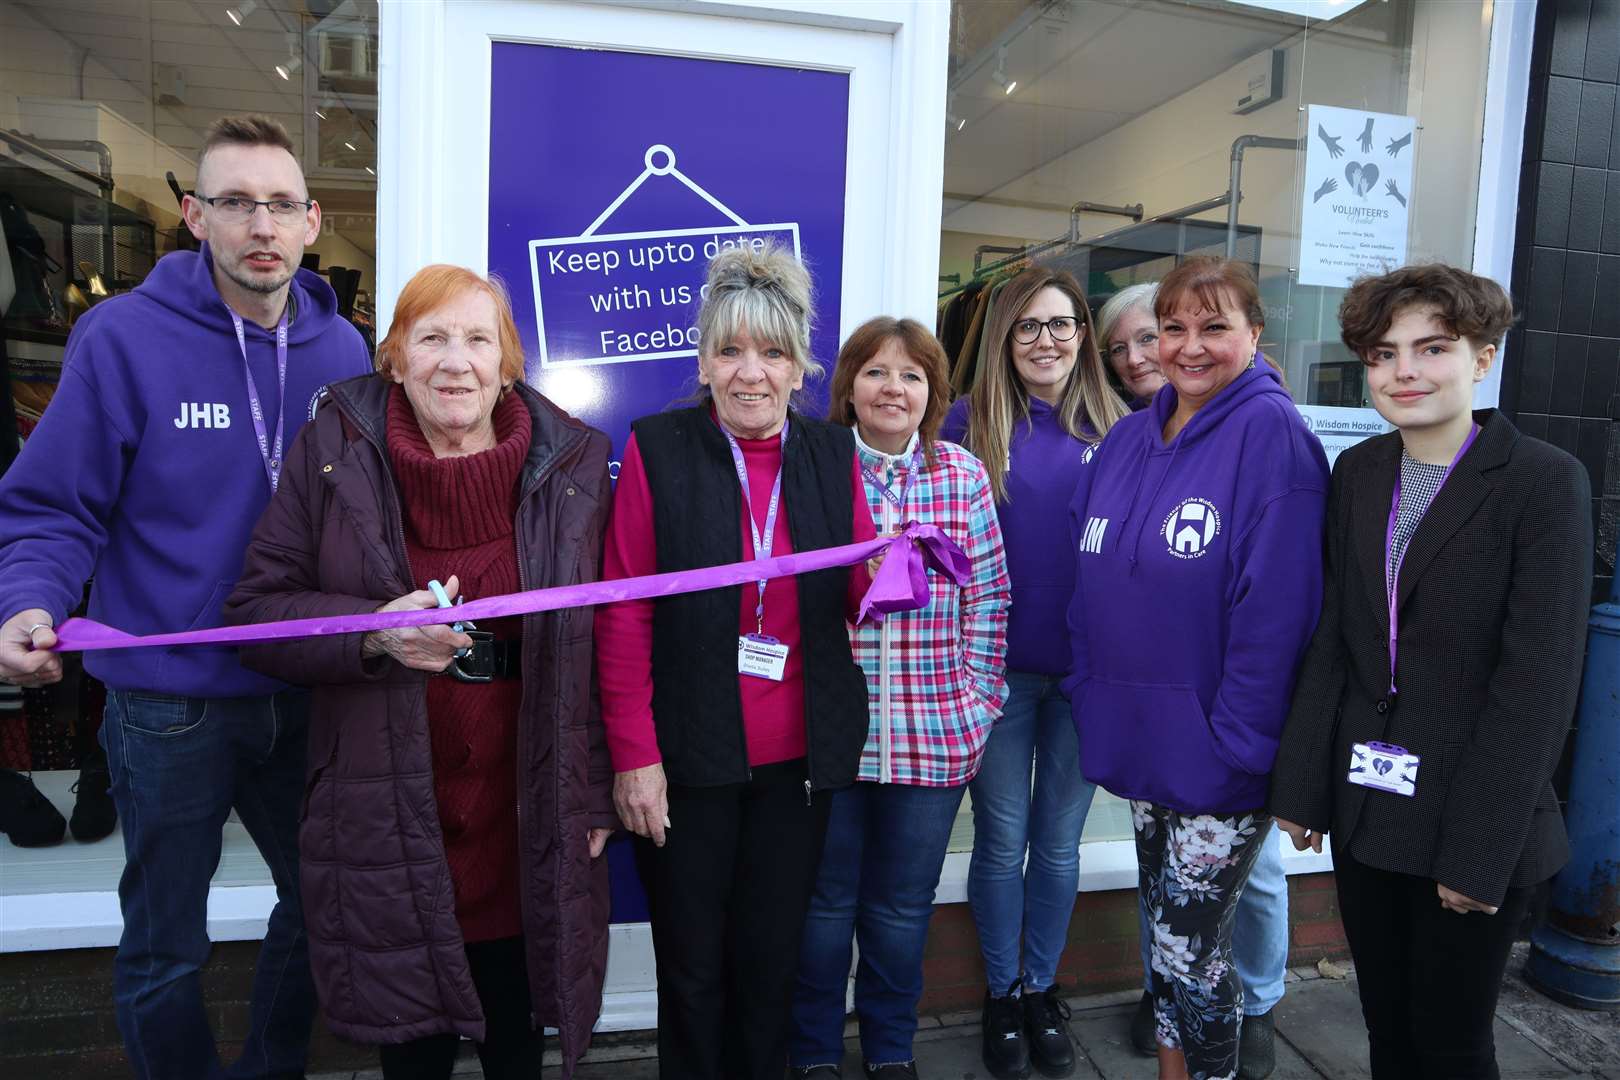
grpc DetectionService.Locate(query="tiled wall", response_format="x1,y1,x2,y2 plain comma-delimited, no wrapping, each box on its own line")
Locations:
1503,0,1620,600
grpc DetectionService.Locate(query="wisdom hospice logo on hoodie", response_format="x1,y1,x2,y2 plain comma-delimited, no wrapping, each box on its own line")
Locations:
1162,497,1221,559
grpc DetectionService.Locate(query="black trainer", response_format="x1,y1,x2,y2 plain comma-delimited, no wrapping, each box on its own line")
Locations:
981,981,1030,1080
1129,991,1156,1056
1023,987,1076,1078
69,746,116,842
1236,1008,1276,1079
789,1067,843,1079
863,1063,919,1079
0,768,66,847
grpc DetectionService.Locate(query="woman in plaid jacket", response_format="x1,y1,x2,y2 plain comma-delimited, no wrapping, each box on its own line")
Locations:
788,318,1011,1080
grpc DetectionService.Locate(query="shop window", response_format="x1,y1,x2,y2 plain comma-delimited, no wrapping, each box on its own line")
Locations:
937,0,1493,853
0,0,379,917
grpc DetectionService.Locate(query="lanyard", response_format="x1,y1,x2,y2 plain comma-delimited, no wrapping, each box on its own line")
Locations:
720,420,789,634
230,307,290,493
863,449,924,515
1383,423,1478,694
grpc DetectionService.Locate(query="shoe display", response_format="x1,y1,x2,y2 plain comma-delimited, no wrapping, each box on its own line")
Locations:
1236,1008,1277,1079
863,1063,919,1079
69,745,116,841
1023,987,1076,1078
0,767,66,846
790,1066,843,1079
1129,990,1157,1057
981,981,1031,1080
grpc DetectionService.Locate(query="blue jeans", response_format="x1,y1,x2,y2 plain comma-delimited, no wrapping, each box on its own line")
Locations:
790,781,967,1068
967,671,1095,993
1137,821,1289,1016
101,689,315,1080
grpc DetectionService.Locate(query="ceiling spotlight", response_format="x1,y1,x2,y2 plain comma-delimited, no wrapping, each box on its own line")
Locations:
314,108,327,119
276,34,302,80
947,112,966,132
364,166,375,176
994,46,1017,96
226,1,257,26
343,141,357,151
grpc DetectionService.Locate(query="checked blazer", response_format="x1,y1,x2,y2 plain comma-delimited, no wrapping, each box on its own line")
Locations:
1269,410,1592,907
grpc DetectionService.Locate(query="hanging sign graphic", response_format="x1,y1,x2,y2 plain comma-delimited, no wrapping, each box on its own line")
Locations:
1298,104,1416,288
529,144,800,368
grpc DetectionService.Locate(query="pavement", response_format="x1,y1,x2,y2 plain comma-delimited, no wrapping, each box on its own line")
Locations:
312,945,1620,1078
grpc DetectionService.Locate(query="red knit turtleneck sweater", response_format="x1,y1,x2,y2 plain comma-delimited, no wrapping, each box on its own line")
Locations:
387,385,531,943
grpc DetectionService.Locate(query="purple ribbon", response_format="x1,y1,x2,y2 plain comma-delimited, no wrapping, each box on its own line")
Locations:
49,521,969,653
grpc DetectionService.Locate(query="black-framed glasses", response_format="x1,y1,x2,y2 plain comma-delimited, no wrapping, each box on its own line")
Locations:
195,195,314,221
1011,316,1081,345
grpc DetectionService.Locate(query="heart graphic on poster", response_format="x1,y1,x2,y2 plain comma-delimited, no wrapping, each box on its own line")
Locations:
1345,161,1380,198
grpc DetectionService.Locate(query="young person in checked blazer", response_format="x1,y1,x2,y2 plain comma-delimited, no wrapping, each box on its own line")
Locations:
1270,264,1593,1080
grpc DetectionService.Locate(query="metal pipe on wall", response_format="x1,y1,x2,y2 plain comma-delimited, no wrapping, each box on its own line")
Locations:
1225,134,1302,259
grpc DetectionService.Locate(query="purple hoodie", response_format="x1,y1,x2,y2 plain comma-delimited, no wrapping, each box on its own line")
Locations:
0,247,370,695
943,395,1090,675
1063,365,1329,814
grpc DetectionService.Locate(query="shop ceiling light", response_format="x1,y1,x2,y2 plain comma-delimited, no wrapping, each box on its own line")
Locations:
949,112,967,132
994,47,1017,96
276,36,303,81
226,1,257,26
343,141,357,151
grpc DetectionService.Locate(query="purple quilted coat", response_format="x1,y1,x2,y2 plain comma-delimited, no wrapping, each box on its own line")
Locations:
224,374,616,1076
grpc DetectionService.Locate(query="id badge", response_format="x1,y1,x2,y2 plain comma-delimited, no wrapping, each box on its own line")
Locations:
738,634,789,681
1347,741,1419,797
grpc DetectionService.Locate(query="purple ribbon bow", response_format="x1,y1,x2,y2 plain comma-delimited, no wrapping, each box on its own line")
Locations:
49,522,969,653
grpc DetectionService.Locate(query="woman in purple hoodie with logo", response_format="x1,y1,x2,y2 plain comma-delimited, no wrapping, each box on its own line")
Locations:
1065,257,1328,1080
943,266,1127,1079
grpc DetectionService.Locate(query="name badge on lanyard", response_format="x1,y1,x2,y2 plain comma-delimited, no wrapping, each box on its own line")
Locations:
863,449,923,519
1383,424,1478,696
721,420,789,681
230,306,290,493
1348,741,1420,797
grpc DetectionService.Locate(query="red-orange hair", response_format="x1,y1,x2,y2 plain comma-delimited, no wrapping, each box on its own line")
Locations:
375,265,526,387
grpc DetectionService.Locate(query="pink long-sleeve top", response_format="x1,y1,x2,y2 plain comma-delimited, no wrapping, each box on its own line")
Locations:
596,426,878,773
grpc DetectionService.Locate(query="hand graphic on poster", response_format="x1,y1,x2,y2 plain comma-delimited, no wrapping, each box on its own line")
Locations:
1386,132,1412,158
1358,117,1375,153
1312,177,1338,203
1345,161,1380,198
1385,179,1406,207
1317,124,1345,159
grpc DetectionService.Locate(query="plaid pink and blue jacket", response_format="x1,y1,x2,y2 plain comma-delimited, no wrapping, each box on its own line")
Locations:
852,435,1011,786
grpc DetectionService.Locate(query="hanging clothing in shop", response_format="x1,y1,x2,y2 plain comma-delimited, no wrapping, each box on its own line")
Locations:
937,280,983,362
951,285,992,397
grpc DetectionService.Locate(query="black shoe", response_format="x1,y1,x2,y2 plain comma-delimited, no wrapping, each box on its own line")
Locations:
1129,991,1156,1057
1023,987,1075,1078
863,1064,918,1080
69,746,116,842
0,768,66,847
1236,1008,1276,1079
789,1067,842,1079
982,982,1031,1080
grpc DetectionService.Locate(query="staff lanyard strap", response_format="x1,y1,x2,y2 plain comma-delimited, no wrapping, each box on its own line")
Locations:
230,307,290,493
721,420,789,635
1383,423,1479,695
863,449,924,516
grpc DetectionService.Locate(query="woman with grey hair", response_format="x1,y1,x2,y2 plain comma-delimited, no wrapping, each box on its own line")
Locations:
595,245,878,1079
1097,282,1166,405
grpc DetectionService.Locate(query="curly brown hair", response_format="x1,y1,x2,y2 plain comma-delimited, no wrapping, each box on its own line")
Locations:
1338,264,1514,362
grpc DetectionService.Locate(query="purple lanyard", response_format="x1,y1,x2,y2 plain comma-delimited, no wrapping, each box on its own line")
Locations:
230,307,290,492
1383,424,1478,694
720,420,789,634
863,449,923,516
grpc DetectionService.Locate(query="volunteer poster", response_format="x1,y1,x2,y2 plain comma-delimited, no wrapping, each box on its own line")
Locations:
1298,104,1416,288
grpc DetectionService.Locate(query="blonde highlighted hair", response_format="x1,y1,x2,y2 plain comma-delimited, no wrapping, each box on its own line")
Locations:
964,266,1127,501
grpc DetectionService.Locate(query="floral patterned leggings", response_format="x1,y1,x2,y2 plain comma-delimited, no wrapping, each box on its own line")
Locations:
1133,801,1273,1080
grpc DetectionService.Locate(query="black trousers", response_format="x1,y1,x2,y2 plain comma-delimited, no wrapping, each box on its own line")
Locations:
377,936,543,1080
636,758,832,1080
1335,848,1534,1080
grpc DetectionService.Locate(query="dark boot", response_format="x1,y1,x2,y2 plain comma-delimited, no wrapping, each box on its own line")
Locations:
1129,991,1156,1056
862,1064,919,1079
789,1068,843,1079
1023,987,1075,1078
1236,1008,1276,1079
981,981,1030,1080
0,768,66,846
69,745,116,841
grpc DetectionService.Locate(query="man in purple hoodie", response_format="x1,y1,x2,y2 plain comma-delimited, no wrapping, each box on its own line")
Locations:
0,115,370,1079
